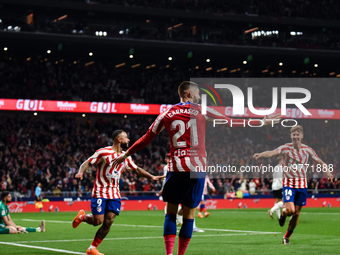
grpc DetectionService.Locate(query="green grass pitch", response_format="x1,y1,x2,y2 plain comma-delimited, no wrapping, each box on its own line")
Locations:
1,208,339,254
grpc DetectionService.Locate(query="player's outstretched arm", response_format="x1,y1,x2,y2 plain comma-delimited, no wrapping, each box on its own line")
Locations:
205,106,281,127
314,158,334,182
253,150,279,160
132,167,165,181
111,152,129,168
75,160,91,180
112,130,161,169
263,114,281,126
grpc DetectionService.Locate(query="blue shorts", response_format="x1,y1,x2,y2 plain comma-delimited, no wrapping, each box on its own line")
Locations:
201,194,207,201
162,172,205,208
91,197,121,215
283,187,307,206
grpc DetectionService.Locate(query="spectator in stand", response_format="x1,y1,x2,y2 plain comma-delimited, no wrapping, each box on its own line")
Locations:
248,179,256,195
0,114,338,198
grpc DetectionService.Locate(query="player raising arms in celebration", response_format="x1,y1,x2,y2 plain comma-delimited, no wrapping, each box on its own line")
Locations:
253,125,333,245
72,130,164,255
112,81,280,255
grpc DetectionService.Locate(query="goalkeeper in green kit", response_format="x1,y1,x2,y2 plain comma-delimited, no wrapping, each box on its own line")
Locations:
0,191,45,234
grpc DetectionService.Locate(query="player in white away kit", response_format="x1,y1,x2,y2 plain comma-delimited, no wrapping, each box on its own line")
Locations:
253,125,333,245
112,81,280,255
268,159,283,219
72,130,163,255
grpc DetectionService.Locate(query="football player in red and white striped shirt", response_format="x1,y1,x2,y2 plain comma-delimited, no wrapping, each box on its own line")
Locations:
72,130,164,255
113,81,280,255
253,125,333,245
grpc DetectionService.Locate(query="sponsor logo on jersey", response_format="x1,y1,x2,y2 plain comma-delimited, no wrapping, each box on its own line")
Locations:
106,170,120,179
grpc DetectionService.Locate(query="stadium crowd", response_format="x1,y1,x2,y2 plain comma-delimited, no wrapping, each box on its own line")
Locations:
0,114,338,198
1,57,340,109
2,0,340,51
67,0,340,21
1,17,339,52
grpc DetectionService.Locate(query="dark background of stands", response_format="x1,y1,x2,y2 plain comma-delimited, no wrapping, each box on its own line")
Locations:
0,0,339,200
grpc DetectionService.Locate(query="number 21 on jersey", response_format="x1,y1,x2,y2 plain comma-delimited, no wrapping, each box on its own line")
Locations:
171,119,198,148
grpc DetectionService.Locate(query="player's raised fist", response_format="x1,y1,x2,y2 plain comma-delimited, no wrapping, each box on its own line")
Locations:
75,172,83,180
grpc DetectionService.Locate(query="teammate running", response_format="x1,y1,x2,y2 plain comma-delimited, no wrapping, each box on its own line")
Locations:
112,81,280,255
253,125,333,245
72,130,164,255
198,176,216,218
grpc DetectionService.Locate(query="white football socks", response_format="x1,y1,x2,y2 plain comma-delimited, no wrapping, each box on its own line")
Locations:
270,201,284,218
177,215,183,225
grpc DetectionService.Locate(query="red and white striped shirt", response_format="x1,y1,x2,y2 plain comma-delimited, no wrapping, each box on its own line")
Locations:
276,143,320,188
88,146,138,199
128,102,261,172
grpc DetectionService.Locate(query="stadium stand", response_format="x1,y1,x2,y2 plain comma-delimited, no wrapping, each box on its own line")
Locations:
0,0,339,200
0,57,340,108
0,113,338,198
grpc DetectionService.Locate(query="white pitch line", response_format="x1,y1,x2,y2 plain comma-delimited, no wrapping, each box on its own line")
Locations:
219,211,340,215
300,212,340,215
0,242,86,254
20,219,72,224
18,219,281,234
15,233,271,244
113,223,163,228
200,228,280,234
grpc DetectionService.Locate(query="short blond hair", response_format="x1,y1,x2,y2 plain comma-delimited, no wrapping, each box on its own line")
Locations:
178,81,198,97
290,125,303,133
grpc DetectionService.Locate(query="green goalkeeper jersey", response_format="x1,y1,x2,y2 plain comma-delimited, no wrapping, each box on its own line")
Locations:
0,201,9,225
